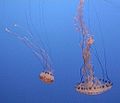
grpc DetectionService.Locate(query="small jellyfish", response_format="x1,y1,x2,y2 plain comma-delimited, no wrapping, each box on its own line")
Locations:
5,26,54,84
74,0,113,95
5,1,54,84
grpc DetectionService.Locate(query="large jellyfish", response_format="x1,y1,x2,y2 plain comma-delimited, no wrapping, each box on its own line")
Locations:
74,0,113,95
5,1,54,84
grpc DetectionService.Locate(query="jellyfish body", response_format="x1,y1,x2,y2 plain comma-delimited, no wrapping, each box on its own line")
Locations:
5,25,54,84
76,79,112,95
5,0,55,84
74,0,112,95
40,71,54,84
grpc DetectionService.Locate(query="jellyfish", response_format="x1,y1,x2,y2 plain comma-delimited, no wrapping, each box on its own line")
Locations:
74,0,113,95
5,1,54,84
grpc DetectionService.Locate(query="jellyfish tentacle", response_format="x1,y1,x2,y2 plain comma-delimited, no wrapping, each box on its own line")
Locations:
13,24,33,38
5,27,52,71
75,0,89,35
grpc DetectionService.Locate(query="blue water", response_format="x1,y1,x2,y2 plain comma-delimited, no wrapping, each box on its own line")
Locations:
0,0,120,103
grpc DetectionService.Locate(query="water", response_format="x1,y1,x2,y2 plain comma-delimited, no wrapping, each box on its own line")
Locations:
0,0,120,103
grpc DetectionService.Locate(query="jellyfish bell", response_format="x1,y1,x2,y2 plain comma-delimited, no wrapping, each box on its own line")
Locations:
75,78,113,95
39,70,54,84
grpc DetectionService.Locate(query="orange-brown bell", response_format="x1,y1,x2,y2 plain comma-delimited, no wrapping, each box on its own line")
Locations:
40,71,54,84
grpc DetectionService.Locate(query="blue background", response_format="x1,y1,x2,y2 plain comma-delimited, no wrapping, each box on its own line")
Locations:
0,0,120,103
